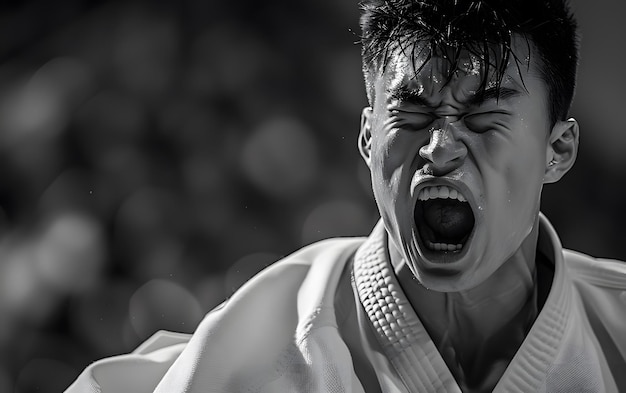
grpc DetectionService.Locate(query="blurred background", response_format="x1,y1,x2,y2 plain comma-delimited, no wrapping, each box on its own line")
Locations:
0,0,623,391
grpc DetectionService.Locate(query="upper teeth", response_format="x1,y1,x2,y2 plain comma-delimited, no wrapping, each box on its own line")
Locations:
417,185,466,202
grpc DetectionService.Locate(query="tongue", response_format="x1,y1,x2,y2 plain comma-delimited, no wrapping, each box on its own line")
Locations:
423,199,474,241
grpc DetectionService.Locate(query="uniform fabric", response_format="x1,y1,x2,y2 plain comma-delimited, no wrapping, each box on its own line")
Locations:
66,214,626,392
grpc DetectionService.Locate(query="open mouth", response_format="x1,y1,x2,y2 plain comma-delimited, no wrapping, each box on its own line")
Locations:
414,185,475,253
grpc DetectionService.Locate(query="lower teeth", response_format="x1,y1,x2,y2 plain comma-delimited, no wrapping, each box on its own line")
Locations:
427,241,463,251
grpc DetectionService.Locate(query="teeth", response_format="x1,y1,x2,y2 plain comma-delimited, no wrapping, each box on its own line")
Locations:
418,185,467,202
427,241,463,252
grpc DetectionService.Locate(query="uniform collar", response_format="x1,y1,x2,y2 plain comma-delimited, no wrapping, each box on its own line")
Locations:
352,213,571,392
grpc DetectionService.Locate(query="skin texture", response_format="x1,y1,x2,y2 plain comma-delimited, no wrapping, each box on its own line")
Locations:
358,39,579,391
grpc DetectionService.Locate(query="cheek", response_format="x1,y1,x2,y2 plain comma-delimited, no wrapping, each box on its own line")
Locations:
510,133,548,183
473,129,546,218
473,130,515,166
476,127,546,177
369,143,396,204
372,131,411,182
499,140,547,228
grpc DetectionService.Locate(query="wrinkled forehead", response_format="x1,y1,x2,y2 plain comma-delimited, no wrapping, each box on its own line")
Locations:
382,39,533,99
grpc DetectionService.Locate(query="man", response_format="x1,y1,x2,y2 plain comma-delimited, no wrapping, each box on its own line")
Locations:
66,0,626,392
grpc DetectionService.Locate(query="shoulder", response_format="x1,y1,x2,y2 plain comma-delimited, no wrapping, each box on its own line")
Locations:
152,236,366,391
562,249,626,335
562,249,626,374
208,236,365,331
563,248,626,289
230,236,364,299
65,331,190,392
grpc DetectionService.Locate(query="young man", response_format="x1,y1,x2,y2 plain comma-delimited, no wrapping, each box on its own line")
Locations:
66,0,626,392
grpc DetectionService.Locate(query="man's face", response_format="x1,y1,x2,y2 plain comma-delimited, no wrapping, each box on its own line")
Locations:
360,40,576,291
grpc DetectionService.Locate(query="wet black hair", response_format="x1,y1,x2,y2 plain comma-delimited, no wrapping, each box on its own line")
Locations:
360,0,579,124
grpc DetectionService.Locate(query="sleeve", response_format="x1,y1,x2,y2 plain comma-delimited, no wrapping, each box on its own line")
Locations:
64,330,191,393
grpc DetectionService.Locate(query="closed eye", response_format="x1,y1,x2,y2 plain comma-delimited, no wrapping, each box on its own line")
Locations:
390,110,436,131
463,111,510,133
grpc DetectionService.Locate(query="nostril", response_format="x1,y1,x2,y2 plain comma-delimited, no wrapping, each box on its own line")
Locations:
420,129,448,161
418,143,435,162
419,141,452,167
419,137,467,176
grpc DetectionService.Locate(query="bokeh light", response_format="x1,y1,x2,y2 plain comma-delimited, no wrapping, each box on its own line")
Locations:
69,280,137,355
0,240,59,325
34,212,106,293
301,200,373,245
194,274,228,312
241,116,320,198
129,279,204,340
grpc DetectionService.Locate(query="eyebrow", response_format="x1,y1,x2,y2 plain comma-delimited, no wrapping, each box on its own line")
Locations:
463,86,524,107
388,85,434,107
388,85,524,108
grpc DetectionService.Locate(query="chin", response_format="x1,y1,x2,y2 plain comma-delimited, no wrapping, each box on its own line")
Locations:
406,243,484,292
414,263,485,292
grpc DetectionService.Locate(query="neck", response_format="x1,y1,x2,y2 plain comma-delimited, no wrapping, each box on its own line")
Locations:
390,224,540,392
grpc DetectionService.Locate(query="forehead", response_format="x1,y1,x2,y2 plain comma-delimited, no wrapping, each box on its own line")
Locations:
380,38,539,102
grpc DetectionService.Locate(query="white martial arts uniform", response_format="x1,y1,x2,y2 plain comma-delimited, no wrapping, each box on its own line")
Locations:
66,214,626,392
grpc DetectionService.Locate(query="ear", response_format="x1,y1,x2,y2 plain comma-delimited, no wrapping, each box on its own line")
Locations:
358,107,373,168
544,118,579,184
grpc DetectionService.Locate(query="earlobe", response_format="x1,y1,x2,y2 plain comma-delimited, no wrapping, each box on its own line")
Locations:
358,107,374,167
544,118,579,184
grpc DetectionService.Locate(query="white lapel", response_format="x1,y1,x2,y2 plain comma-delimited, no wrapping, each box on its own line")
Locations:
353,215,572,393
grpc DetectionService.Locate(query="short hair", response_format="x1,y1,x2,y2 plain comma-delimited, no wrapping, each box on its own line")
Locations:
359,0,579,125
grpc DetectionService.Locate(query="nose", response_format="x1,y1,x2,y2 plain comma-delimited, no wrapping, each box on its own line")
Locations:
419,125,467,175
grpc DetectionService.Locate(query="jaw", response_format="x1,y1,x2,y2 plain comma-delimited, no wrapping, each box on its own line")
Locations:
406,226,481,292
